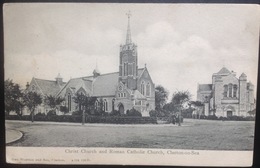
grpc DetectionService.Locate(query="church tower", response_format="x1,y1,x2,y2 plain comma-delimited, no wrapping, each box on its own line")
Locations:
119,11,138,90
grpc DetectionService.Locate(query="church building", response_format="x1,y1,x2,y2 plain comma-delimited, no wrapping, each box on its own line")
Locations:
197,67,255,117
26,13,155,116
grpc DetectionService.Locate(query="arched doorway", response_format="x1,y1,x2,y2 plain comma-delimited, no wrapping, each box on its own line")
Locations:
226,105,235,117
118,103,124,114
227,110,233,117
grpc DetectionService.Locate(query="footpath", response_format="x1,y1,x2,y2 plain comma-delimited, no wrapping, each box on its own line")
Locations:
6,129,23,144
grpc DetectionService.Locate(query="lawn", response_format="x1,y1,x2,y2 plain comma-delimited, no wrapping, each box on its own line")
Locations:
5,119,255,150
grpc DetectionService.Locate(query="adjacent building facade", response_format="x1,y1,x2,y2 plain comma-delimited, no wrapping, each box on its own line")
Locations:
197,67,255,117
25,14,155,116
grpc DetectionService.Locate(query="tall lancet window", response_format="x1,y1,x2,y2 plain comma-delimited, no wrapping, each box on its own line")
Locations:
128,63,133,76
146,82,151,97
228,83,233,97
95,100,99,109
223,85,228,97
233,85,237,98
124,63,128,76
67,93,71,111
141,81,145,95
103,99,108,112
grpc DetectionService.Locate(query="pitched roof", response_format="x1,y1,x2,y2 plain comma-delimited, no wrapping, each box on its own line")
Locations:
92,72,118,96
217,67,231,74
132,90,146,100
57,77,93,97
57,68,145,97
137,68,145,77
34,78,66,96
198,84,212,92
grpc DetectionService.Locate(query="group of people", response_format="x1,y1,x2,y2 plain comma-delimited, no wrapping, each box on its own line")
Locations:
171,113,182,125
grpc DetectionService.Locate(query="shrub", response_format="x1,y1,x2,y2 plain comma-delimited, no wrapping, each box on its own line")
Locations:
207,115,218,120
245,116,255,121
200,115,208,119
47,110,56,116
127,108,142,117
219,116,228,121
60,106,68,114
149,110,157,117
35,112,46,116
110,110,121,116
72,110,82,116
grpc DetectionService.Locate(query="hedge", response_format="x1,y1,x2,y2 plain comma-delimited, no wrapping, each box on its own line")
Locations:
5,115,157,124
199,115,255,121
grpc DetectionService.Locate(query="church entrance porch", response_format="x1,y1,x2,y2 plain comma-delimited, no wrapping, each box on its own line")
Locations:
118,103,124,115
227,111,233,117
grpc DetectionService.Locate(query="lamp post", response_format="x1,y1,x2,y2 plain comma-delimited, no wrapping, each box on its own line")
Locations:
82,107,85,125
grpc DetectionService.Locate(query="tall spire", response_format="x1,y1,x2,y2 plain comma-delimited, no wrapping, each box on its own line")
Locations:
126,10,132,44
93,59,100,77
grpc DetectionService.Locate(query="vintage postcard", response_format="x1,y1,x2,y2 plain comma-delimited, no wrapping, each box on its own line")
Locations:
4,3,259,166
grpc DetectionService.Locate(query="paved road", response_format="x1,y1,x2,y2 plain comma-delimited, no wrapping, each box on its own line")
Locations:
5,119,255,150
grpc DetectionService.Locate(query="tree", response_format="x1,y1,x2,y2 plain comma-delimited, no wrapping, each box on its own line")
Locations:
171,90,192,110
23,91,42,122
60,106,69,115
44,95,64,113
248,109,256,117
73,93,85,113
73,93,97,124
171,90,192,126
4,79,25,117
155,85,169,111
163,102,176,113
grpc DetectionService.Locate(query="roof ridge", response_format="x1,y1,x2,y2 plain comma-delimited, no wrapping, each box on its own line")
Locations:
34,78,56,82
33,78,45,95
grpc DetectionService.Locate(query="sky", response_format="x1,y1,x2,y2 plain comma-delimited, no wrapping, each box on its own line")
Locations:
4,3,259,101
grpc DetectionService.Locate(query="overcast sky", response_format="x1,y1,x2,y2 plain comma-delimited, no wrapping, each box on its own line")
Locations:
4,3,259,101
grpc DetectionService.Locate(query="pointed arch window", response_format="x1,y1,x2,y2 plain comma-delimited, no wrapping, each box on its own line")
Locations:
103,99,108,112
67,93,71,111
124,63,128,76
233,85,237,98
146,82,151,97
141,81,145,95
95,100,99,109
112,98,115,112
128,63,133,76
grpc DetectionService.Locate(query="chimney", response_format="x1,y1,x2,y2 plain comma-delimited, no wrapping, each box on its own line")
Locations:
26,82,30,89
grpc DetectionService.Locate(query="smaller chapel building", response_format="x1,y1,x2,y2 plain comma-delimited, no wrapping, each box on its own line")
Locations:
197,67,255,117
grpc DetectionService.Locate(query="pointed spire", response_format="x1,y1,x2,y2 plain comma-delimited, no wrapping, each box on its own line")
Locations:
126,10,132,45
93,59,101,77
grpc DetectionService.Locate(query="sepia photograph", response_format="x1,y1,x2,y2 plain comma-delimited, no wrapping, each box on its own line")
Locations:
4,3,259,166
